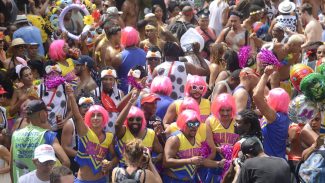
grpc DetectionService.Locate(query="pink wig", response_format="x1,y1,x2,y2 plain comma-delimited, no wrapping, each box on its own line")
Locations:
121,26,140,48
179,97,200,116
267,88,290,113
184,75,207,97
84,105,109,128
124,106,147,131
211,93,236,119
176,109,201,131
48,39,66,61
150,76,172,96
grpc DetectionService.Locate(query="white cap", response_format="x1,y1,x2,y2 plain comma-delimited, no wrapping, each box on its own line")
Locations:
146,50,162,58
34,144,56,163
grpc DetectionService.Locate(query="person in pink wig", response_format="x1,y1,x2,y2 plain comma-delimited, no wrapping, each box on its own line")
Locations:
66,84,118,183
48,39,78,87
253,65,290,158
114,90,163,166
115,27,146,94
163,75,211,127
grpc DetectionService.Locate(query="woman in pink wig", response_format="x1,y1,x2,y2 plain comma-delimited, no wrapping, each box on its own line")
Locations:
114,91,163,167
66,85,118,183
253,65,290,158
48,39,78,86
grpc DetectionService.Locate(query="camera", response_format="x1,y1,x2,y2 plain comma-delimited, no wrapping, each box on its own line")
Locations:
234,158,244,167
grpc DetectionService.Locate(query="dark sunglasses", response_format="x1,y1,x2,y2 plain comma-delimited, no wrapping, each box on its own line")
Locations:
39,160,55,166
15,45,25,49
80,103,93,108
128,117,142,122
187,121,200,128
148,57,160,61
191,85,205,91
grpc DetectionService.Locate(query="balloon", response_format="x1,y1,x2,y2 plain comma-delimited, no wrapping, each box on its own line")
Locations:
300,73,325,102
288,94,318,124
317,63,325,75
290,64,314,91
58,4,90,40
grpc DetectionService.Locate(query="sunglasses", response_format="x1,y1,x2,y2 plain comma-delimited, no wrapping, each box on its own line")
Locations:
80,103,93,108
187,121,200,128
128,117,142,122
15,45,25,49
191,85,205,91
39,160,55,166
148,57,160,61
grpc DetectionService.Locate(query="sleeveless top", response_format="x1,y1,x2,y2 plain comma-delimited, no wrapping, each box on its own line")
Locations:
11,125,55,183
116,128,155,167
174,98,211,122
276,15,297,32
114,168,144,183
155,61,187,100
167,131,205,180
208,116,239,146
75,129,114,174
233,85,252,110
168,122,207,141
68,119,76,148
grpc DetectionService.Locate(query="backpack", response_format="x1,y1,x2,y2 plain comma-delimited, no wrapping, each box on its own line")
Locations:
115,167,145,183
296,149,325,183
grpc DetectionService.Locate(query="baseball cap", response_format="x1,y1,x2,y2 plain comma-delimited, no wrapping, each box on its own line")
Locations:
107,7,123,16
26,100,49,115
74,55,94,69
241,136,263,156
34,144,56,163
141,93,161,105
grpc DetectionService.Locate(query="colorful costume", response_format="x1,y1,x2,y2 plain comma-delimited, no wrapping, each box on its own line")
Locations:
175,99,211,122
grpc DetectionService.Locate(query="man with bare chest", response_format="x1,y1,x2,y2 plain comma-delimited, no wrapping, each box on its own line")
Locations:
121,0,139,28
216,11,248,52
94,23,121,68
302,0,322,19
261,35,304,93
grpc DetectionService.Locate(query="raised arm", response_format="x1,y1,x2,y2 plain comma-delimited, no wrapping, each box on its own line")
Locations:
253,66,277,123
65,84,88,136
115,89,140,139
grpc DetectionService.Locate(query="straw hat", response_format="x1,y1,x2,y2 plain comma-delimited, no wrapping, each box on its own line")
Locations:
278,0,296,14
8,38,27,53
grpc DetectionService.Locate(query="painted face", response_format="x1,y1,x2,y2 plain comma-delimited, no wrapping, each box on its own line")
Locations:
127,116,143,134
79,103,92,116
90,112,103,128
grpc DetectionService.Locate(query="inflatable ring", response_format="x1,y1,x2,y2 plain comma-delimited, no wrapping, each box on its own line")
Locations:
58,4,89,40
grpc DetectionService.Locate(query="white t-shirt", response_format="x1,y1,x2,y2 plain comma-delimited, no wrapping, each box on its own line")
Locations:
18,170,49,183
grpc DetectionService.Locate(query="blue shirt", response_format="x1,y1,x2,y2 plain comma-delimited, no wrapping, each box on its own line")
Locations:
156,94,174,120
13,26,45,56
117,47,146,94
261,112,290,158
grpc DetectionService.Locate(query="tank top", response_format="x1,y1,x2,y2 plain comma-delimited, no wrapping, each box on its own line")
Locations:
233,85,252,110
167,131,205,180
208,116,239,146
116,128,155,167
75,129,114,174
155,61,187,100
276,15,297,32
174,98,211,122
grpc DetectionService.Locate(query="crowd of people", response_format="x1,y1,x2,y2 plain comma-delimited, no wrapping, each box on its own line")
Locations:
1,0,325,182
